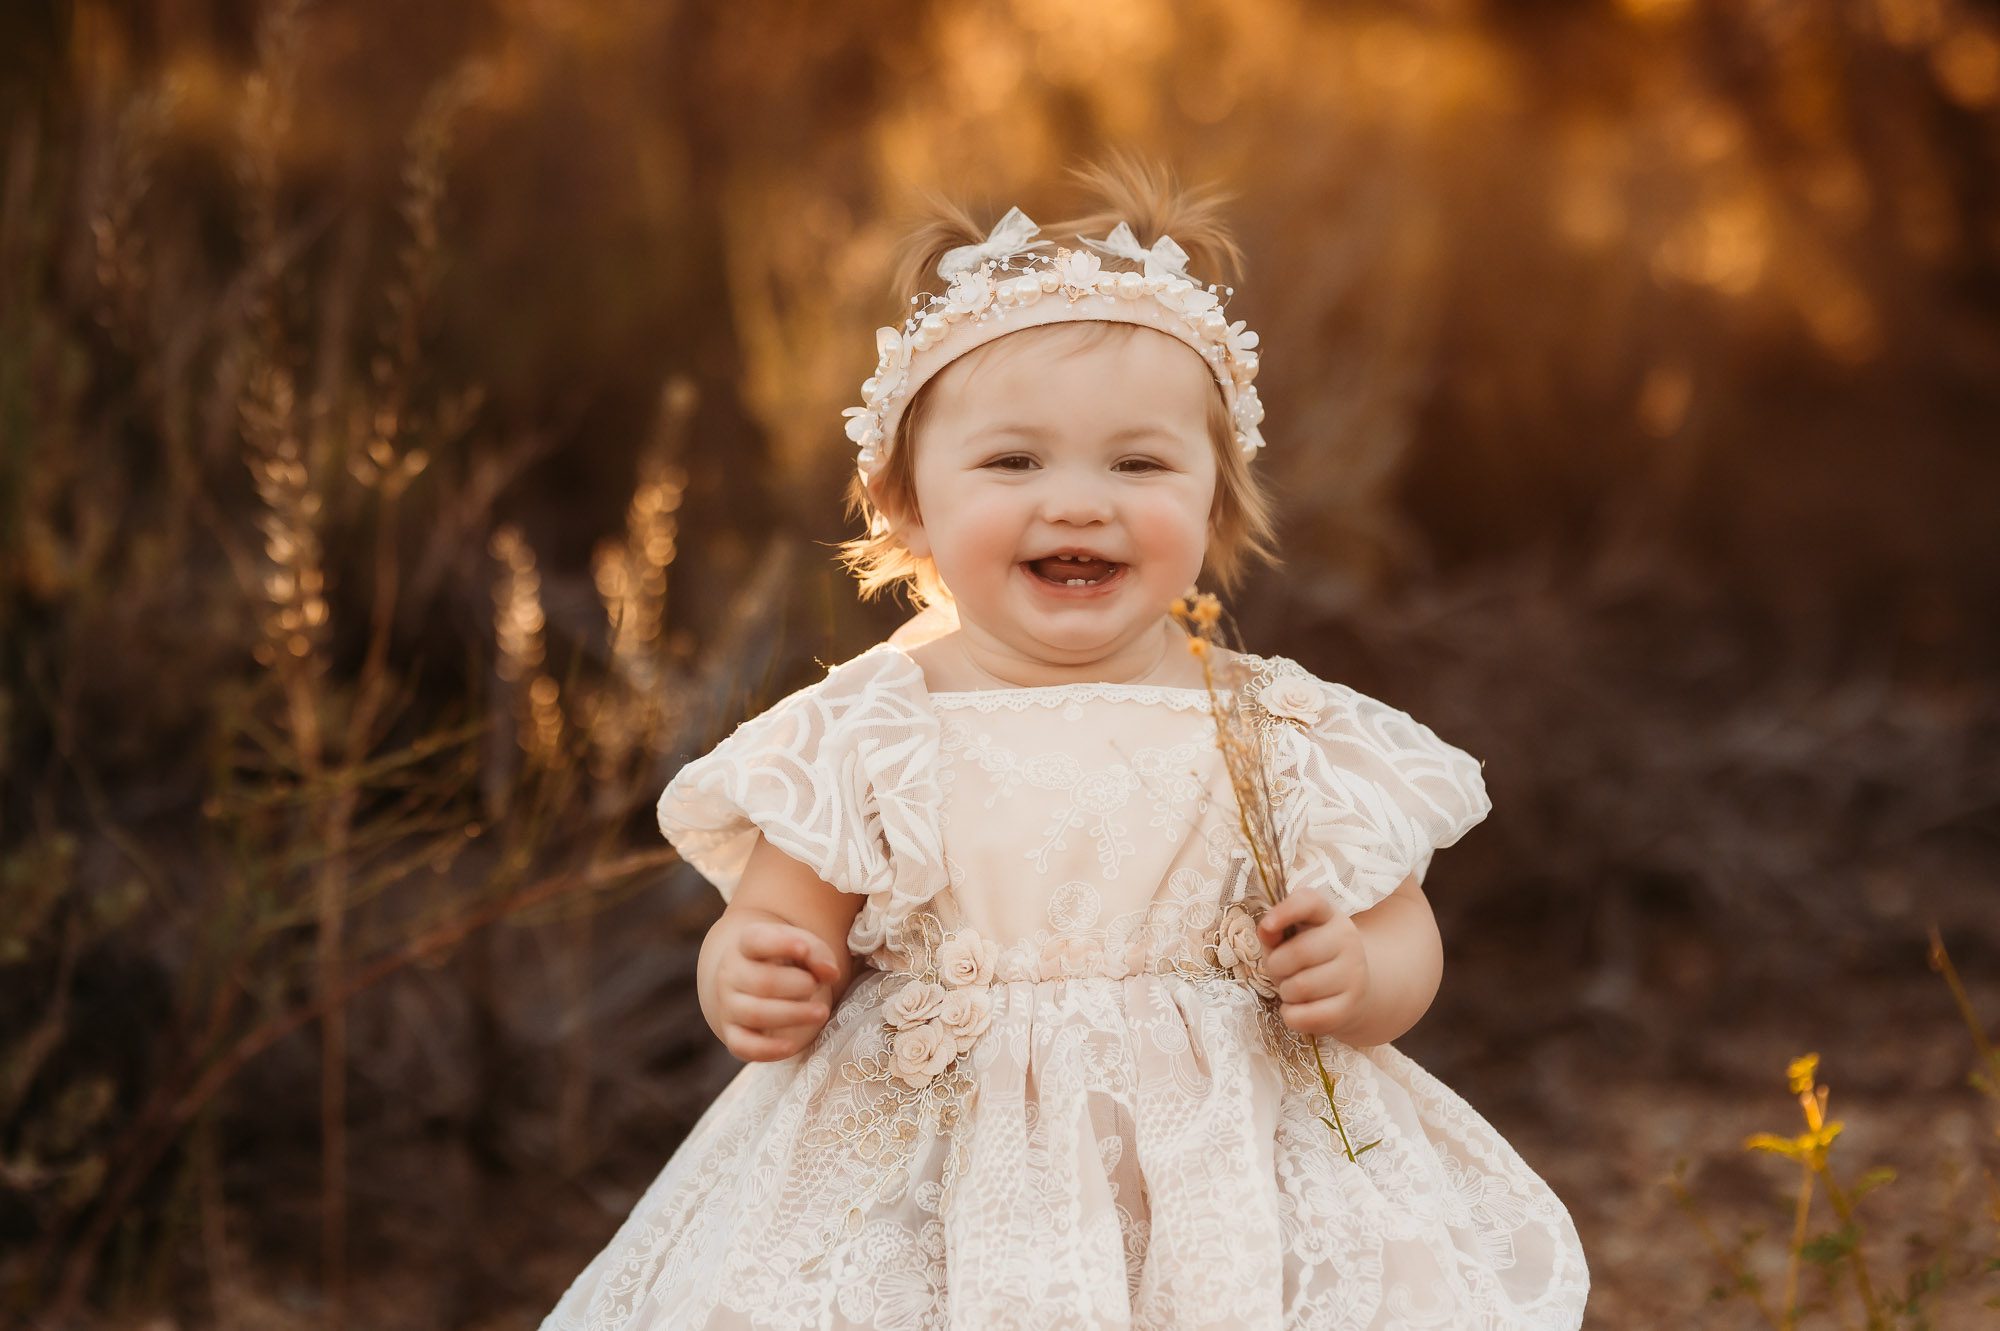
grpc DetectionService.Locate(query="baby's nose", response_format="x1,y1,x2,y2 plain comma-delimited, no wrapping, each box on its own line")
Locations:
1035,478,1116,524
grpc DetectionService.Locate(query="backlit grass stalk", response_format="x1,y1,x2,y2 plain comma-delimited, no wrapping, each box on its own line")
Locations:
490,524,567,773
1926,927,2000,1262
1168,586,1378,1164
235,11,495,1324
555,389,691,1169
234,4,364,1320
1927,926,2000,1107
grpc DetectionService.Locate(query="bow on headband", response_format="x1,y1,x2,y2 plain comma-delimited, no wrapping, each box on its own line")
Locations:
1078,221,1195,283
936,205,1055,280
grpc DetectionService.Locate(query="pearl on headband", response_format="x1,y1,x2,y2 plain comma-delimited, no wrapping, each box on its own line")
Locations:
845,205,1265,482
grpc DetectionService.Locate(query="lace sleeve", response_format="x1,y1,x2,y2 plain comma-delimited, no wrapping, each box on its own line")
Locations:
1256,659,1493,916
656,683,873,902
655,646,948,958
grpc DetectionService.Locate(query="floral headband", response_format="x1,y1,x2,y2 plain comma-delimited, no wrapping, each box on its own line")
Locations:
844,205,1266,482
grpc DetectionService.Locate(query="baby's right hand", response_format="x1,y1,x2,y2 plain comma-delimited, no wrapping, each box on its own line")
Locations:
714,920,843,1063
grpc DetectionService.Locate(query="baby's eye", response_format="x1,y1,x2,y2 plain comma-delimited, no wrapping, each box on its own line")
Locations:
1116,458,1165,473
985,455,1036,471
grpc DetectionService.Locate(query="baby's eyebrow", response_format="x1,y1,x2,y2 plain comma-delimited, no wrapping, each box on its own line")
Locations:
970,423,1180,444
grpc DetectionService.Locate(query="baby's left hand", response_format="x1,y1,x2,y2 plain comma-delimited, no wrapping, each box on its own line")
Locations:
1257,890,1371,1040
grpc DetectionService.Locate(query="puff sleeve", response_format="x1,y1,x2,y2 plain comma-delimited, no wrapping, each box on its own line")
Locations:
1258,659,1493,916
656,645,948,958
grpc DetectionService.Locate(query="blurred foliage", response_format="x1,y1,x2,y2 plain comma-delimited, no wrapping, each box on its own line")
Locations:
1,0,1998,1325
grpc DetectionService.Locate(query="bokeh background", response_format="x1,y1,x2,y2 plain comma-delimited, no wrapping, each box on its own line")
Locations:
4,0,1999,1326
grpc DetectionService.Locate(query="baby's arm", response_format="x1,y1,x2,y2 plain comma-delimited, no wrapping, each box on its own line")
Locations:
1342,875,1445,1044
1257,873,1444,1047
695,834,866,1062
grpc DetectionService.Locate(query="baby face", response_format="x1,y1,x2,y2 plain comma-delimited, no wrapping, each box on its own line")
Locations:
891,325,1219,667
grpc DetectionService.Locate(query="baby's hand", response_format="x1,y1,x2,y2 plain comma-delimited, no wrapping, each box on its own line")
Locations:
1257,890,1371,1041
716,920,843,1062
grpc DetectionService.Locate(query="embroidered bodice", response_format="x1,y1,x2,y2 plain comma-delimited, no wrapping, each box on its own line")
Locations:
656,642,1494,986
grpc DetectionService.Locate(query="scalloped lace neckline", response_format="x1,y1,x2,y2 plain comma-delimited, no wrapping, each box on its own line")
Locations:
927,681,1217,711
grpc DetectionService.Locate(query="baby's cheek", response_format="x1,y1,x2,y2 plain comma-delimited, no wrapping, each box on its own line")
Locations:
931,496,1024,582
1127,491,1210,567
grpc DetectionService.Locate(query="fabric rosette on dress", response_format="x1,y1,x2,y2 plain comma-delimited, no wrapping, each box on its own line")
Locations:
881,952,997,1081
1213,900,1281,1000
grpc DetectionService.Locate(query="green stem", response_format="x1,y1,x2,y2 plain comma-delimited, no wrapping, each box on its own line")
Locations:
1813,1165,1883,1329
1667,1165,1784,1329
1309,1036,1377,1163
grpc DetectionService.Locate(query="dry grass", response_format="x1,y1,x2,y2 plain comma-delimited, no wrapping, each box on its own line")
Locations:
2,2,1997,1328
0,4,761,1325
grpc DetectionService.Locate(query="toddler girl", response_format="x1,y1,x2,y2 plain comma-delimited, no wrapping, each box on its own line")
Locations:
542,158,1590,1330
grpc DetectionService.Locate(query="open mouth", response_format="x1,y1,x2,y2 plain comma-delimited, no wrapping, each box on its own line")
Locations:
1023,553,1125,589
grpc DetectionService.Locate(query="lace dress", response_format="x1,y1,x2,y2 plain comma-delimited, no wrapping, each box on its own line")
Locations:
540,642,1590,1330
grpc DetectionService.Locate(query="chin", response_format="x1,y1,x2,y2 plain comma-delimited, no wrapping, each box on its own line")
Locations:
1029,616,1146,652
1031,629,1121,654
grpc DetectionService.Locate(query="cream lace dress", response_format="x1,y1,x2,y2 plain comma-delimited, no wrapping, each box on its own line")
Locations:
540,642,1590,1330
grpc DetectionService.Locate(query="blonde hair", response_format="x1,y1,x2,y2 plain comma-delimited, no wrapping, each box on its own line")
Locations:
837,151,1283,611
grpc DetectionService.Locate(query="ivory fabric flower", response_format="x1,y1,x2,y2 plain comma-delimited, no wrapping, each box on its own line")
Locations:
842,403,882,447
884,979,948,1030
936,929,999,987
1234,385,1266,428
1162,281,1220,318
1257,677,1325,727
869,325,912,395
1055,248,1103,295
937,987,993,1053
889,1019,958,1089
943,265,996,317
1215,903,1279,998
1150,276,1223,318
1148,276,1195,312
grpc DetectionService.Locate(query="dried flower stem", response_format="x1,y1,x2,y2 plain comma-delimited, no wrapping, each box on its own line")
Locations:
1888,932,2000,1301
1169,587,1377,1163
1927,925,2000,1102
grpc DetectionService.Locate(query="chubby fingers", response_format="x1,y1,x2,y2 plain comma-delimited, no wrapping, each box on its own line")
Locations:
738,920,843,986
1278,990,1364,1038
720,1021,815,1062
1257,889,1335,949
1262,917,1348,980
724,989,831,1035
